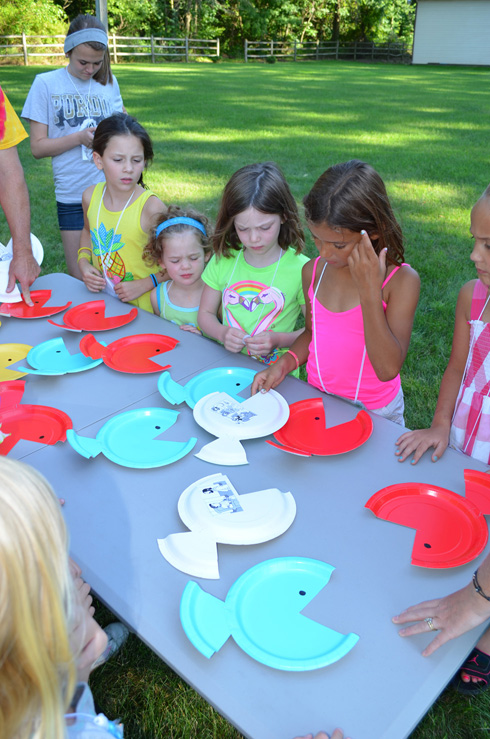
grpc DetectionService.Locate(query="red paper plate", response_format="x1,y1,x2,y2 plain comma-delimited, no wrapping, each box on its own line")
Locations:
0,290,71,318
79,333,178,373
48,300,138,332
365,482,488,568
0,405,72,454
267,398,373,456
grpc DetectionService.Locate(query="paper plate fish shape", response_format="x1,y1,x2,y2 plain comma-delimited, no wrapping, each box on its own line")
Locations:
66,407,196,468
158,472,296,579
48,299,138,332
193,389,289,465
158,366,257,409
365,469,490,568
16,337,104,376
180,556,359,671
0,290,71,318
0,380,72,455
267,398,373,456
80,333,178,373
0,343,32,381
0,234,44,303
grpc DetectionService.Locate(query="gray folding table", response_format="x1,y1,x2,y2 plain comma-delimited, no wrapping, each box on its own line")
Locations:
3,273,488,739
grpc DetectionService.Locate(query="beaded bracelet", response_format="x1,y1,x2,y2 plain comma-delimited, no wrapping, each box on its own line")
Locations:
286,349,300,370
473,569,490,601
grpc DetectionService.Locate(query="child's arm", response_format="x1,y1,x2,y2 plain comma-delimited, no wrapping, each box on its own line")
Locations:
150,285,159,316
114,195,167,303
396,281,473,463
251,261,314,393
198,283,247,352
349,232,420,381
78,187,106,293
28,120,95,159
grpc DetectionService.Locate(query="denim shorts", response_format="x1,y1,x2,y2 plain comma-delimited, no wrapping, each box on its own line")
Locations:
56,201,84,231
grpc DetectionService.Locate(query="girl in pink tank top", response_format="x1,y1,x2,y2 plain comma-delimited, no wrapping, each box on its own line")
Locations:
252,160,420,426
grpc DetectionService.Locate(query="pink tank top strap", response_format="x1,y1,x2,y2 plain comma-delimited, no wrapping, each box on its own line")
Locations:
381,262,409,289
309,256,323,291
471,279,489,321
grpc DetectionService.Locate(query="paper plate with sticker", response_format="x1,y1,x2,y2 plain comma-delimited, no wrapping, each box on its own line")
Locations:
158,472,296,578
0,290,71,318
193,389,289,465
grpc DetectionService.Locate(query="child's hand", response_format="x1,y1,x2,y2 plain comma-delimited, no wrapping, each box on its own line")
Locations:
179,324,203,335
251,358,289,395
223,326,247,353
348,231,386,293
114,278,147,303
395,426,450,464
78,126,96,148
244,329,277,357
79,261,106,292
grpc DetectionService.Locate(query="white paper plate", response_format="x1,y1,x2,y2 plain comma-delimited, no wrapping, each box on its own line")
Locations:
193,389,289,441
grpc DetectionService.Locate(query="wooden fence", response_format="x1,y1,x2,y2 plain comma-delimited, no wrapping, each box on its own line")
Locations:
0,34,410,65
0,34,219,64
245,39,411,63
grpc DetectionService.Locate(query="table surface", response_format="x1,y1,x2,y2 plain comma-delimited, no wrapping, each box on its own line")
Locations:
2,273,489,739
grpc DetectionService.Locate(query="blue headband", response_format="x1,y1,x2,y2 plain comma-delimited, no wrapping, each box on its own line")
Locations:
155,217,207,238
64,28,108,53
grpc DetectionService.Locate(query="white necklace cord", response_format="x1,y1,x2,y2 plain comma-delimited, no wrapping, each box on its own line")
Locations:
95,186,135,296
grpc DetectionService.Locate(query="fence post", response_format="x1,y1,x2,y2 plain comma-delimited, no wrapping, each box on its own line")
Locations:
216,38,220,57
354,41,357,61
112,33,117,64
245,39,248,62
151,35,155,63
335,40,339,60
294,39,296,62
185,36,189,62
22,31,28,65
316,41,319,61
371,41,374,61
270,39,273,57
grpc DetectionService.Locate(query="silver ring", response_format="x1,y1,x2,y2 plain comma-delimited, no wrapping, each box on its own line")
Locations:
424,617,436,631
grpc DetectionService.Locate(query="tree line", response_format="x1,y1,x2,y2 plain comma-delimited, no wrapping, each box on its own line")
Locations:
2,0,415,55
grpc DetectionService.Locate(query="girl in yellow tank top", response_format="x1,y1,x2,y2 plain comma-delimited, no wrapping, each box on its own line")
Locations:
78,112,166,312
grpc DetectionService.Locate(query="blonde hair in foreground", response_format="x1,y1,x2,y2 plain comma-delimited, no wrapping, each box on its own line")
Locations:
0,458,76,739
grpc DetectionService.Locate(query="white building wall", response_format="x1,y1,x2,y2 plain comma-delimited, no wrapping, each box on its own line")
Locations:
413,0,490,65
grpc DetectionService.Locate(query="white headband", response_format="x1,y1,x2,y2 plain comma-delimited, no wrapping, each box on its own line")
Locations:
64,28,108,53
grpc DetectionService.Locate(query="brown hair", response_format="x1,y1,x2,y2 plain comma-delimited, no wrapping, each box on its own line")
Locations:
213,162,305,258
303,160,404,266
92,113,153,187
66,14,112,85
143,205,213,266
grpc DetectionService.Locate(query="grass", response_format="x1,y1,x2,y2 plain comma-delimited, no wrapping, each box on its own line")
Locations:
2,59,490,737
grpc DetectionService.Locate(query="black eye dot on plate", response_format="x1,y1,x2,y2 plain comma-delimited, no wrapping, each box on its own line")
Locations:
424,543,431,549
56,350,61,353
39,435,45,439
314,417,320,421
155,426,161,430
155,348,161,352
95,312,99,315
236,383,241,386
299,590,306,596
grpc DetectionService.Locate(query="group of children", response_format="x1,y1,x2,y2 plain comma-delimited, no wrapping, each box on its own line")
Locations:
10,13,490,732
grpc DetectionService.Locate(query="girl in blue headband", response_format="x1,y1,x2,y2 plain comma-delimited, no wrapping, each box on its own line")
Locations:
22,14,124,279
143,205,212,333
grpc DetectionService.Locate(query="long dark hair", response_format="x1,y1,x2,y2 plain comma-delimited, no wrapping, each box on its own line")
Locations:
92,113,153,187
213,162,305,257
66,14,112,85
303,160,404,266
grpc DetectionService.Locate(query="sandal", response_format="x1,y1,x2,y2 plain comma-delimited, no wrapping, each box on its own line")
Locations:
452,647,490,696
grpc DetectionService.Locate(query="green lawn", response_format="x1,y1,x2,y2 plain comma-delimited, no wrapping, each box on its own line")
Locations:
2,60,490,738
